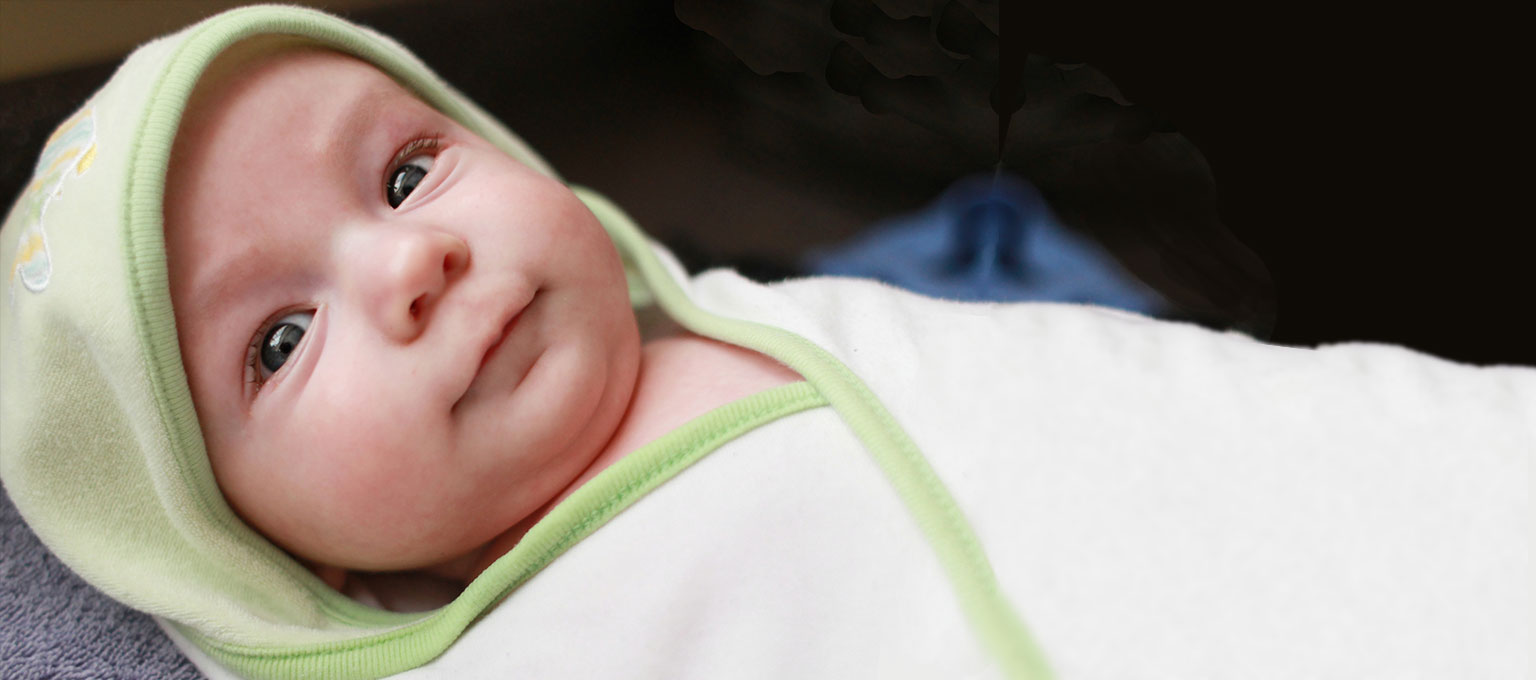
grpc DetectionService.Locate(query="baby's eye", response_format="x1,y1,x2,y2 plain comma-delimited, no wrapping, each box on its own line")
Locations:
254,311,314,380
386,155,433,208
385,138,440,209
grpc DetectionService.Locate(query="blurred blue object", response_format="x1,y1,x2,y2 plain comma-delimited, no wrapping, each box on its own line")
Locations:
806,173,1166,314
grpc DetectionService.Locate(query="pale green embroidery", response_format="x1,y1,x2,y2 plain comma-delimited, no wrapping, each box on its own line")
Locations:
10,106,97,294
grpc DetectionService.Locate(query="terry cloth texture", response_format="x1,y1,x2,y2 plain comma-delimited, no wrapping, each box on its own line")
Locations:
0,5,1046,679
0,483,198,679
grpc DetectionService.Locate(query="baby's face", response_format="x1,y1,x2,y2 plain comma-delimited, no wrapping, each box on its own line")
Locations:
164,49,640,572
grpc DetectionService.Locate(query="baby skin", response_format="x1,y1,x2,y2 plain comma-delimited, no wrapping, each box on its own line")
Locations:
163,47,799,594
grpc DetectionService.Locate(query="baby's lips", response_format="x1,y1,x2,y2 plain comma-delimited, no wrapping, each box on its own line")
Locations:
455,294,532,407
477,308,521,372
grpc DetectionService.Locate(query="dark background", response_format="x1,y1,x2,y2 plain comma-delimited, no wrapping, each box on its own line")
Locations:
3,1,1528,366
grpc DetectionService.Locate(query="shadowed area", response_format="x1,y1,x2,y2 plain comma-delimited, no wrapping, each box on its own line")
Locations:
4,1,1526,363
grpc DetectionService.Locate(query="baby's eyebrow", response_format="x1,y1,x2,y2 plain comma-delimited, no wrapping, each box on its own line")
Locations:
176,82,402,322
309,81,394,166
179,239,269,325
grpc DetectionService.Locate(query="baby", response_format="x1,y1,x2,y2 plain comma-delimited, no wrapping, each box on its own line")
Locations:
164,43,797,591
2,6,1529,680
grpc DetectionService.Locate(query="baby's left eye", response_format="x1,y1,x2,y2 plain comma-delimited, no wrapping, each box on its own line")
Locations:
386,154,434,209
253,311,314,383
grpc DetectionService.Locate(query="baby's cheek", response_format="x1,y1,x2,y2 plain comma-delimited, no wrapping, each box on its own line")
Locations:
295,416,453,533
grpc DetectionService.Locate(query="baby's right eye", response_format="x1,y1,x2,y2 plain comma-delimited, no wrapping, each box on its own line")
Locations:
251,311,314,383
385,138,440,209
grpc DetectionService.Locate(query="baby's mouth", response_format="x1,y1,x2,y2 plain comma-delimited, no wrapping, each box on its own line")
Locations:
477,301,527,373
455,293,535,410
478,316,517,372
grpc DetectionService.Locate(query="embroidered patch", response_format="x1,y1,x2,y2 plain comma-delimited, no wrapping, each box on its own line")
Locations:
9,106,97,295
12,226,51,293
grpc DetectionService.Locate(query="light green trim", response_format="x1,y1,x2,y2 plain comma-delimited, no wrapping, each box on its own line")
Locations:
124,5,594,634
180,381,827,678
123,7,421,630
118,5,1050,676
576,190,1056,680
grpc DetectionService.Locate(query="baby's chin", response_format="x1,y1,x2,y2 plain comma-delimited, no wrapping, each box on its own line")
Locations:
275,508,503,578
289,317,641,583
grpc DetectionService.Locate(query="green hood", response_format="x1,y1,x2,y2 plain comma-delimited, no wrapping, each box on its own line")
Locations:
0,3,661,675
0,6,1050,679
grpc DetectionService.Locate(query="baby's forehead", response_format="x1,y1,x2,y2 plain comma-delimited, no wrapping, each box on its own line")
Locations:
185,44,418,129
171,46,438,194
163,48,444,317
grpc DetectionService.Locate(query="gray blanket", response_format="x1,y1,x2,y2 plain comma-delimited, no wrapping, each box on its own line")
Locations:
1,484,199,679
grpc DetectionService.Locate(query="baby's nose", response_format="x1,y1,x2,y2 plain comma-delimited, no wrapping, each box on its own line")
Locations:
357,228,469,341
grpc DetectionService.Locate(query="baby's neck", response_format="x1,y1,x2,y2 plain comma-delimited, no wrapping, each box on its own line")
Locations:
461,331,801,581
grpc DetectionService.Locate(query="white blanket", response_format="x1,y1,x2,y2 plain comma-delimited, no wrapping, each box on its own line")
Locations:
172,269,1533,679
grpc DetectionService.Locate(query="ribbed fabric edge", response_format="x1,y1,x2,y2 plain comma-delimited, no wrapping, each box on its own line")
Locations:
578,189,1055,680
181,381,827,678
